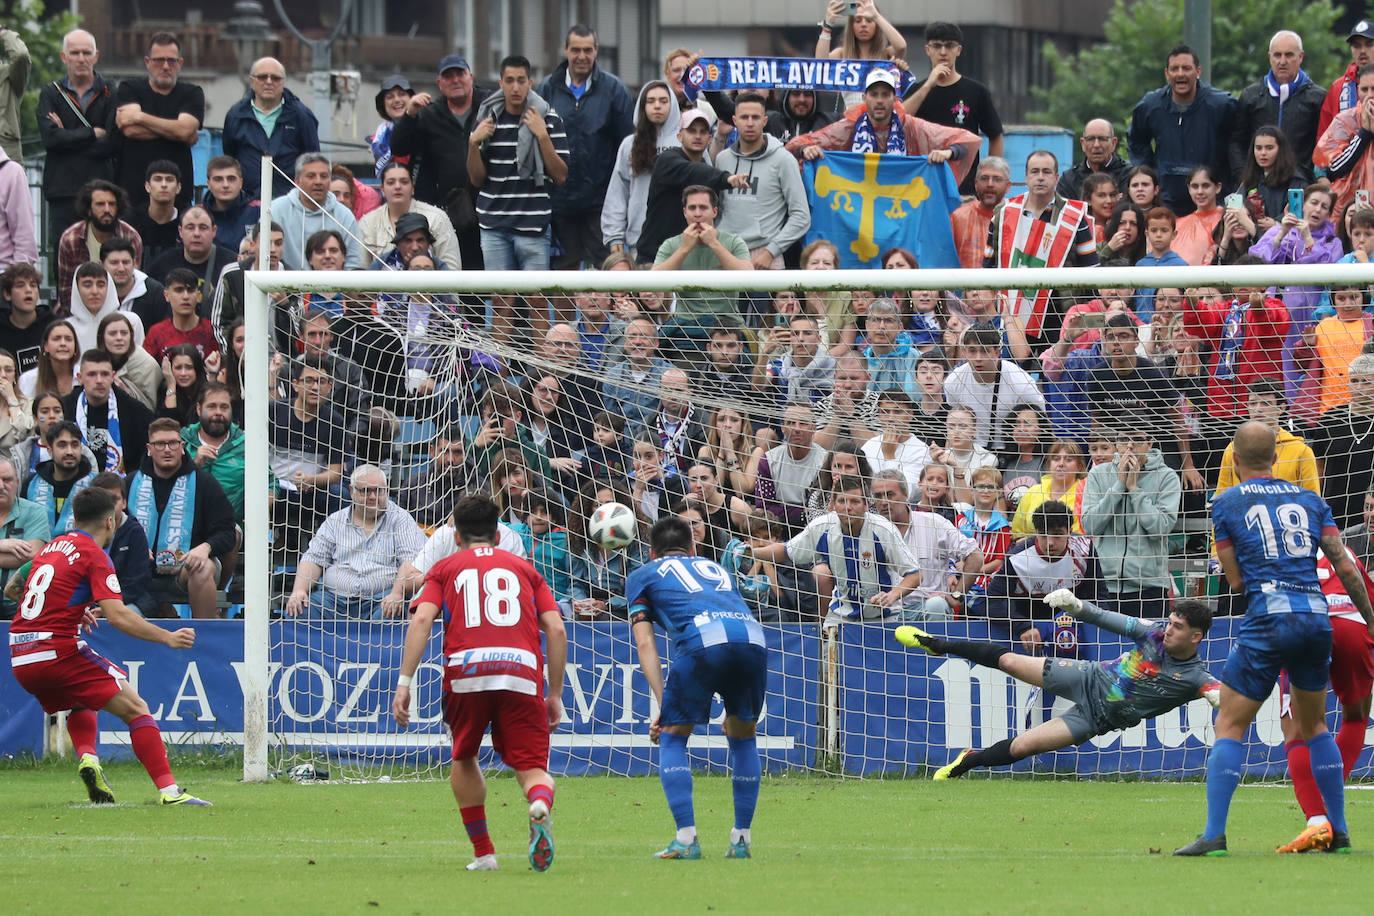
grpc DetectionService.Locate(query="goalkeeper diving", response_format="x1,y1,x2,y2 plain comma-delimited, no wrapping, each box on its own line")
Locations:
896,590,1220,779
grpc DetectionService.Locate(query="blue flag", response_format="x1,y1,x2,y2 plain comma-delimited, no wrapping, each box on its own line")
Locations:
684,58,915,103
803,152,963,269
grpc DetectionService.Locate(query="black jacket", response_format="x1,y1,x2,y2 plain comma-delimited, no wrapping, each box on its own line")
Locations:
389,88,494,210
634,149,733,265
110,513,155,614
37,74,118,200
1127,81,1236,214
1230,78,1326,186
765,90,839,143
61,387,155,476
535,62,635,213
1055,154,1132,200
131,453,237,560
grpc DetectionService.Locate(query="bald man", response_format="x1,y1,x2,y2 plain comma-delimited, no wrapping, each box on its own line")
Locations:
39,29,118,248
1176,421,1374,856
221,55,320,198
1056,118,1131,199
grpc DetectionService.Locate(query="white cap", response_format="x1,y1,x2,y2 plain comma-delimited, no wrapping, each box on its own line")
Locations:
679,108,710,129
864,68,897,90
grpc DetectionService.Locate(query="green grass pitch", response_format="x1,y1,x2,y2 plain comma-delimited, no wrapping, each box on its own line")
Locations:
3,758,1371,913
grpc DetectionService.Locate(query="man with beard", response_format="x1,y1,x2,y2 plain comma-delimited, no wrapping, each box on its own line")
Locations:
55,180,143,317
114,32,204,212
181,383,245,523
765,89,836,143
396,426,483,530
951,157,1011,269
21,421,94,535
61,350,154,475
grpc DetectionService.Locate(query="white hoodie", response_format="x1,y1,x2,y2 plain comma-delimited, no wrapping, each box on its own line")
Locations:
68,268,146,354
600,81,683,259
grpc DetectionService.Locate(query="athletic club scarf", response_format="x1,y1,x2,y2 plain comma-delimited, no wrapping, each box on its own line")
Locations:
27,469,94,533
683,57,914,102
850,111,906,155
129,469,198,574
1264,68,1313,127
996,194,1089,336
74,392,123,472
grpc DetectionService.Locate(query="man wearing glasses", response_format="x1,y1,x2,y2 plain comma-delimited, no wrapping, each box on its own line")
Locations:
1127,43,1236,215
114,32,204,211
128,418,237,618
222,56,320,199
1056,119,1131,200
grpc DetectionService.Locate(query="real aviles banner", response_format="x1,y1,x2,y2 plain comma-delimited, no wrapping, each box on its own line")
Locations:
0,620,1352,778
683,57,916,102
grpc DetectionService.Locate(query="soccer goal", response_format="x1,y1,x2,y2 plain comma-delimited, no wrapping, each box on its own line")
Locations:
237,220,1374,783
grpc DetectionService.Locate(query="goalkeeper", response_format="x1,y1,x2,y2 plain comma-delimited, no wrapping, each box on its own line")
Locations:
896,590,1220,778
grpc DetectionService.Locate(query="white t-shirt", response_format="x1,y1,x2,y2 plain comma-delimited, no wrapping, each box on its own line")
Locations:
900,511,978,601
861,434,932,493
943,360,1045,451
785,511,918,621
412,522,527,573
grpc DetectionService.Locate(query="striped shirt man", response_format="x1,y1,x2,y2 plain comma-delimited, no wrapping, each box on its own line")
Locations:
301,501,428,598
784,510,919,621
474,104,569,235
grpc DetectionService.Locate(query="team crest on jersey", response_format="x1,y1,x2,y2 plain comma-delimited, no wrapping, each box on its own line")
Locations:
1053,613,1077,651
105,574,121,593
860,551,874,570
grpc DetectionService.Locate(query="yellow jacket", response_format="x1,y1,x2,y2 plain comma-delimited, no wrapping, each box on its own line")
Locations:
1010,475,1086,538
1214,428,1320,498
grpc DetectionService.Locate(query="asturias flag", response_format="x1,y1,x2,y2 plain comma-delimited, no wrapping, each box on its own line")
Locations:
803,152,962,270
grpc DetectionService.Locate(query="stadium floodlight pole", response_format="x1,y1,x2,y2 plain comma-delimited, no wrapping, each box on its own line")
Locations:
241,153,274,782
247,262,1374,298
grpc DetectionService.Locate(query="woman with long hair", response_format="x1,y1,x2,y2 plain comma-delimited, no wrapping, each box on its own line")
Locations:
99,311,161,409
489,448,529,525
1010,438,1088,537
1125,165,1162,211
1236,125,1302,232
0,348,32,454
156,343,206,426
816,0,906,61
19,320,78,398
11,390,95,479
603,80,679,262
801,239,853,355
1213,200,1259,264
1097,201,1148,263
698,405,760,503
1173,165,1225,265
220,319,246,425
804,438,873,521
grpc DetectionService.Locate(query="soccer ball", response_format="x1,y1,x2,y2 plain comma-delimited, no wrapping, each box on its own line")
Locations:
588,502,637,550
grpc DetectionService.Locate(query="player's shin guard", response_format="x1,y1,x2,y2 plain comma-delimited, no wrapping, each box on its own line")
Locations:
128,715,175,790
935,639,1011,670
726,735,760,832
659,732,696,836
1283,739,1326,819
1203,738,1244,842
461,805,496,857
1336,718,1367,779
1307,732,1348,834
66,708,98,758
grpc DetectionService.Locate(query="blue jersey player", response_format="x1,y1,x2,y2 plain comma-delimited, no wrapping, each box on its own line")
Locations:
1175,422,1374,856
627,516,769,860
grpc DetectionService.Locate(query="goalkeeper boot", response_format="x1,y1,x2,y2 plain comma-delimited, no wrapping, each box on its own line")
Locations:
654,838,702,860
528,799,554,872
1323,830,1352,854
725,839,751,859
1275,822,1332,854
932,748,974,781
78,753,115,804
1172,834,1228,857
465,854,499,871
160,789,213,807
894,625,941,654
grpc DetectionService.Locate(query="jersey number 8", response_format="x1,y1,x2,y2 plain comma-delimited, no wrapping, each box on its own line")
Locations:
453,567,522,628
17,564,54,620
1243,502,1314,560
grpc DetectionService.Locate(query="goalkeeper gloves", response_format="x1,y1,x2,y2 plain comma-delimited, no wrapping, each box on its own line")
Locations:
1043,588,1083,615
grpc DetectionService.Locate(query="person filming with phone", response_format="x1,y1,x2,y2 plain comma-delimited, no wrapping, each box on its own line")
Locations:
1315,62,1374,217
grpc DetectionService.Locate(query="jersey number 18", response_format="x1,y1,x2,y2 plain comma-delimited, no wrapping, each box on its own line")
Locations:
1244,503,1314,559
453,567,522,628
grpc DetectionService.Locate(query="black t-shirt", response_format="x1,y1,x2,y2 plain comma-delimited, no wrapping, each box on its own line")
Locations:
0,307,49,374
269,400,347,476
1311,407,1374,529
147,245,235,315
115,79,205,211
1085,359,1179,445
130,211,181,266
912,77,1003,196
912,402,950,450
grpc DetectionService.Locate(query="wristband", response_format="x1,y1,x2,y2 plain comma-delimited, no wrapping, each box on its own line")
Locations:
397,674,413,688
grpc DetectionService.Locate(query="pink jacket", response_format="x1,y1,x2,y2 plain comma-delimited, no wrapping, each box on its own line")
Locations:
0,147,35,269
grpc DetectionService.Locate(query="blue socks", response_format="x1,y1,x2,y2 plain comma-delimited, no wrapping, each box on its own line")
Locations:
727,735,761,832
659,732,695,833
1203,737,1244,841
1308,731,1348,834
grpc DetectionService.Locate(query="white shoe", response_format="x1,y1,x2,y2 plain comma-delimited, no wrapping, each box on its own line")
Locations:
466,854,498,871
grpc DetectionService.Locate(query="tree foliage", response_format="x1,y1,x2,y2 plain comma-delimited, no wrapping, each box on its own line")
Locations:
10,0,82,141
1029,0,1347,138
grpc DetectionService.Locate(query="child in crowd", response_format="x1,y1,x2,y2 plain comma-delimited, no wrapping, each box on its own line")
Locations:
912,349,950,447
913,463,957,523
929,405,996,508
1134,207,1189,320
1294,283,1372,416
569,480,645,620
511,488,573,615
582,410,631,481
1087,424,1117,468
957,465,1013,615
1000,404,1047,510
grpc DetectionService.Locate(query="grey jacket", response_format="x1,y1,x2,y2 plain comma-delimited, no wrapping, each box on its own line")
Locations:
1080,448,1181,594
714,134,812,256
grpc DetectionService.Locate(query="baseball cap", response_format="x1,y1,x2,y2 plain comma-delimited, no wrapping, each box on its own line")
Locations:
438,53,470,75
864,68,897,90
1350,21,1373,42
375,75,412,119
679,108,710,130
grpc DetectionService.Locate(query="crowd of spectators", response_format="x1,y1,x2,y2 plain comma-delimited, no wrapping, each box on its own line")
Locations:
0,17,1372,636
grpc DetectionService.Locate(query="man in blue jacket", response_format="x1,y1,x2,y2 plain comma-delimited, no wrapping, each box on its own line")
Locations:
535,25,634,269
1127,43,1236,215
221,57,320,200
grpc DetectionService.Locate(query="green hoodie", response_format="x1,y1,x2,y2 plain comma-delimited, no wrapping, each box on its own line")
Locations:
1080,447,1181,594
182,421,247,522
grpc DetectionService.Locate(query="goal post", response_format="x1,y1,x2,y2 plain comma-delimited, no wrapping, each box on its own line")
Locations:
238,254,1374,784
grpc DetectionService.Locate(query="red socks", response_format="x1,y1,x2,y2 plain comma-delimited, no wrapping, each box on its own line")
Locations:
1283,738,1326,819
129,715,176,791
526,783,554,811
67,708,98,758
1336,718,1367,779
461,806,495,857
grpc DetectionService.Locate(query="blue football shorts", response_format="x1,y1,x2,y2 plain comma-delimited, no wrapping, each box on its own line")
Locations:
1222,612,1333,702
659,643,769,727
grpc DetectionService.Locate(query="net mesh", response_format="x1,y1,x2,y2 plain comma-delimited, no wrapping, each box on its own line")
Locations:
247,239,1374,782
